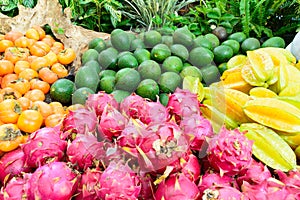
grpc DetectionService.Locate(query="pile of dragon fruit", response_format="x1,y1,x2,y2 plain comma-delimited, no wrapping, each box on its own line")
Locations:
0,88,299,199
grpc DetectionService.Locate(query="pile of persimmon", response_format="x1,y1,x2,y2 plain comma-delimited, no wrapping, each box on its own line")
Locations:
0,26,81,153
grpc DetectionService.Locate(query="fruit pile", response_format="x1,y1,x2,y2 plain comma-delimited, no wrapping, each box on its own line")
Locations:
74,27,286,105
1,89,300,199
0,26,78,153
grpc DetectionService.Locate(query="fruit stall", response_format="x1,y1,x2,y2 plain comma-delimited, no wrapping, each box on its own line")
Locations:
0,0,300,199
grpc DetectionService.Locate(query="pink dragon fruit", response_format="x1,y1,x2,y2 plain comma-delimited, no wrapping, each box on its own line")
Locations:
198,171,238,196
75,167,102,200
85,91,119,117
139,101,170,125
1,174,31,200
62,108,98,137
137,121,190,173
28,162,79,200
99,161,141,199
202,186,249,200
276,169,300,196
155,173,200,199
138,172,155,200
180,113,214,151
119,93,147,119
237,159,271,187
66,133,106,171
0,148,32,184
207,126,253,176
98,104,128,141
180,154,201,183
21,127,67,168
117,118,148,157
241,177,296,200
167,88,201,123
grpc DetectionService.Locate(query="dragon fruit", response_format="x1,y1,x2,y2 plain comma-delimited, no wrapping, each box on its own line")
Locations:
117,118,148,157
28,162,79,200
180,154,201,183
207,126,253,176
1,174,31,200
21,127,67,168
139,101,170,125
98,104,128,141
66,133,106,171
180,113,214,151
99,161,141,199
75,167,102,200
138,173,155,200
167,88,201,123
202,186,249,200
85,91,119,117
276,169,300,196
241,177,295,200
119,93,147,119
154,173,200,199
137,121,189,173
0,148,32,184
198,171,238,196
237,159,272,187
62,108,98,137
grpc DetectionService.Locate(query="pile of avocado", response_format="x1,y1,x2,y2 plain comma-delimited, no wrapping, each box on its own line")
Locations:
73,26,286,104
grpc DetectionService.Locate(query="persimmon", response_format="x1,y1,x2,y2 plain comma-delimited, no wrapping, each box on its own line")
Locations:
31,101,53,121
4,47,30,64
38,67,58,84
14,36,29,48
30,57,50,71
42,35,56,47
29,41,50,57
49,102,65,115
29,79,50,94
17,96,32,111
0,87,22,102
24,89,45,102
57,48,76,65
18,68,39,80
44,51,58,66
1,73,18,89
25,28,39,41
0,39,14,52
0,60,14,76
51,63,68,78
14,60,30,74
7,78,31,95
32,25,46,40
45,113,65,127
4,30,23,42
17,109,43,133
0,99,22,124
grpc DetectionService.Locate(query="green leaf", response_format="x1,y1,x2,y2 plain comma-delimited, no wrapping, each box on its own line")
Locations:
240,0,251,37
207,8,221,19
23,0,35,8
239,123,297,172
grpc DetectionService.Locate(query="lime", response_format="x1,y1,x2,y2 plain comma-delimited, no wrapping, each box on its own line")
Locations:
227,55,247,69
72,87,95,105
159,93,169,106
162,56,183,73
200,64,221,85
117,54,138,69
144,30,162,48
204,33,220,49
228,32,247,43
161,35,174,47
222,39,240,55
170,44,189,61
138,60,161,81
83,60,102,75
50,78,76,105
193,35,213,50
151,44,171,63
134,48,151,64
81,49,99,65
189,47,214,67
115,68,141,92
99,76,116,94
99,69,116,79
136,79,160,101
88,38,106,53
98,47,118,70
75,66,100,92
261,36,286,48
180,66,202,81
111,90,131,103
218,63,228,75
241,37,261,52
158,72,182,93
110,29,131,51
173,26,195,48
130,38,145,50
213,45,234,63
